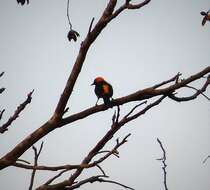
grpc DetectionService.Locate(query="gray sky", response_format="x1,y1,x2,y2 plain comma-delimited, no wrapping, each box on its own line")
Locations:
0,0,210,189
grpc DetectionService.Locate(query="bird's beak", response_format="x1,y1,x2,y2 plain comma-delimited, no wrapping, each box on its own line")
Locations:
91,82,94,86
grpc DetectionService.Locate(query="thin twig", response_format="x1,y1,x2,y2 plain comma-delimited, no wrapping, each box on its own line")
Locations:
157,138,168,190
0,88,5,94
203,155,210,164
0,71,4,78
17,159,30,165
98,178,135,190
185,85,210,101
0,90,34,134
124,101,147,119
44,169,69,185
0,109,5,120
168,76,210,102
96,164,106,176
153,72,181,89
88,17,95,35
28,142,44,190
65,175,134,190
67,0,72,29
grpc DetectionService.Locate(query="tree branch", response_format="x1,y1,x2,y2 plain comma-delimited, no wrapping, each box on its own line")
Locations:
0,90,34,134
157,138,168,190
64,175,134,190
168,76,210,102
0,66,209,171
28,142,44,190
203,155,210,164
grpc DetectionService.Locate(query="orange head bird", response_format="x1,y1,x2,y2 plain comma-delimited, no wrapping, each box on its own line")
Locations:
91,77,113,106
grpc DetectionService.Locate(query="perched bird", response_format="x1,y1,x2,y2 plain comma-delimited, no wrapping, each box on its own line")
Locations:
91,77,113,106
200,9,210,26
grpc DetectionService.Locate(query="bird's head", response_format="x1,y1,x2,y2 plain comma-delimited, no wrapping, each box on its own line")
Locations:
200,11,207,16
91,77,105,85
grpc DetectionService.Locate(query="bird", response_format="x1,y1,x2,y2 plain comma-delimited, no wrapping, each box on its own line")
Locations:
91,77,113,106
200,9,210,26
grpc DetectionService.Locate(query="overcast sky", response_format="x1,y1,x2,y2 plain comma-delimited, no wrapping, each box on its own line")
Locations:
0,0,210,190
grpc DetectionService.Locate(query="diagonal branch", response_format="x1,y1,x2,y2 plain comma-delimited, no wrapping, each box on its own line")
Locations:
0,87,5,94
110,0,151,21
37,96,165,190
0,109,5,121
203,155,210,164
0,71,4,78
64,175,134,190
53,0,118,121
0,90,34,134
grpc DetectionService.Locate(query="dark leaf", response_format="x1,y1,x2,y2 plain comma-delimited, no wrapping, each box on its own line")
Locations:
67,30,80,42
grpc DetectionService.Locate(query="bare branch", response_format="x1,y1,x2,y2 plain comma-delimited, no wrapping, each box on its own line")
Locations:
96,164,106,176
12,162,81,171
124,101,147,119
153,72,181,89
157,138,168,190
0,66,209,171
168,76,210,102
120,95,166,126
0,87,5,94
64,175,134,190
185,85,210,101
88,17,95,35
28,142,44,190
64,175,108,190
110,0,151,21
0,71,4,78
44,169,69,185
67,0,72,30
0,72,5,94
17,159,30,165
0,109,5,121
203,155,210,164
97,178,135,190
0,90,34,134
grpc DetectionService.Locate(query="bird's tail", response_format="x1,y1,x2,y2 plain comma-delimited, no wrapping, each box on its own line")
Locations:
103,97,113,107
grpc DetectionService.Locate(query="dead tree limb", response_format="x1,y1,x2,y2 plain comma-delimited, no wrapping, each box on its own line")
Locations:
157,138,168,190
0,90,34,134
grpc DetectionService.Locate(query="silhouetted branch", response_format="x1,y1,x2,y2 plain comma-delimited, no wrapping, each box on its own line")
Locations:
0,90,34,134
64,175,134,190
153,72,181,89
124,101,147,119
0,109,5,121
12,133,130,173
44,169,69,185
67,0,72,30
157,138,168,190
110,0,151,21
88,17,95,35
17,159,30,164
185,85,210,101
0,88,5,94
203,155,210,164
0,66,209,172
28,142,44,190
96,164,106,176
0,71,4,78
168,76,210,102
